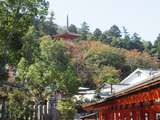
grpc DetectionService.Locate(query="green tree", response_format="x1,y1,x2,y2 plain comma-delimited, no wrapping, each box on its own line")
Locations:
9,36,80,119
111,37,121,48
130,33,144,51
0,0,49,79
57,99,76,120
87,51,125,68
154,34,160,57
101,31,113,44
121,27,131,49
80,22,89,40
42,11,58,36
68,24,78,33
93,28,102,40
143,41,152,53
20,36,80,98
102,25,121,44
84,45,124,85
108,25,121,38
8,90,33,120
154,34,160,47
97,66,120,85
21,27,40,63
122,35,131,49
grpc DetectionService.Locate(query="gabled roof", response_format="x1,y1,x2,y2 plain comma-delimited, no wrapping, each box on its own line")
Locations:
114,72,160,96
97,68,160,98
120,68,160,84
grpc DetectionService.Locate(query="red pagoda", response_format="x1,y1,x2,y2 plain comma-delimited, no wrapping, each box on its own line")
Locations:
52,15,80,41
52,31,80,41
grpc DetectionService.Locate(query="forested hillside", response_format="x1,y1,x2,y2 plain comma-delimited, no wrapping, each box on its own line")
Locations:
0,1,160,119
62,40,159,88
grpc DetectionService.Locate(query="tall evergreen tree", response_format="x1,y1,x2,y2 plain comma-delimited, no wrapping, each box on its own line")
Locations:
93,28,102,40
80,22,89,40
154,34,160,48
153,34,160,57
108,25,121,38
101,31,112,44
121,27,131,49
102,25,121,44
68,24,78,33
42,11,58,35
130,33,144,51
143,41,152,53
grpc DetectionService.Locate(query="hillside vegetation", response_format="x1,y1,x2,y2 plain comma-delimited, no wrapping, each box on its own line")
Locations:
0,1,160,119
64,40,159,88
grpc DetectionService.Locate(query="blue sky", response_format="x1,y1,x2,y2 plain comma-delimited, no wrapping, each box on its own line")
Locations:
48,0,160,42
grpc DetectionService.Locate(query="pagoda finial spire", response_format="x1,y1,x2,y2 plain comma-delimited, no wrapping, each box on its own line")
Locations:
67,15,69,30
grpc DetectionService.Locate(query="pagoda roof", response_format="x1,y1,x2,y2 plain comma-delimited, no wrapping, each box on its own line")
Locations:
52,31,80,40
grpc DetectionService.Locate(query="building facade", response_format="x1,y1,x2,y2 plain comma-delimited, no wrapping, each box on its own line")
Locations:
82,69,160,120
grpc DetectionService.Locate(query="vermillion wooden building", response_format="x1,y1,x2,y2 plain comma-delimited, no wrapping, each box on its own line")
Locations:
52,15,80,41
82,72,160,120
52,31,80,41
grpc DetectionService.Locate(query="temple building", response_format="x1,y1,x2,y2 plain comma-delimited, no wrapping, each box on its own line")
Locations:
81,68,160,120
74,87,96,103
98,68,160,99
52,31,80,41
52,15,80,41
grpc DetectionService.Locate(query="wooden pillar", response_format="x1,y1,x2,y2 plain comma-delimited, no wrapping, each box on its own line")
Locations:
120,112,124,120
101,110,105,120
126,111,130,120
99,111,103,120
106,112,110,120
140,110,145,120
105,111,108,120
116,112,119,120
149,111,156,120
103,111,107,120
132,111,136,120
108,112,113,120
109,112,114,120
111,112,114,120
135,111,139,120
113,112,116,120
